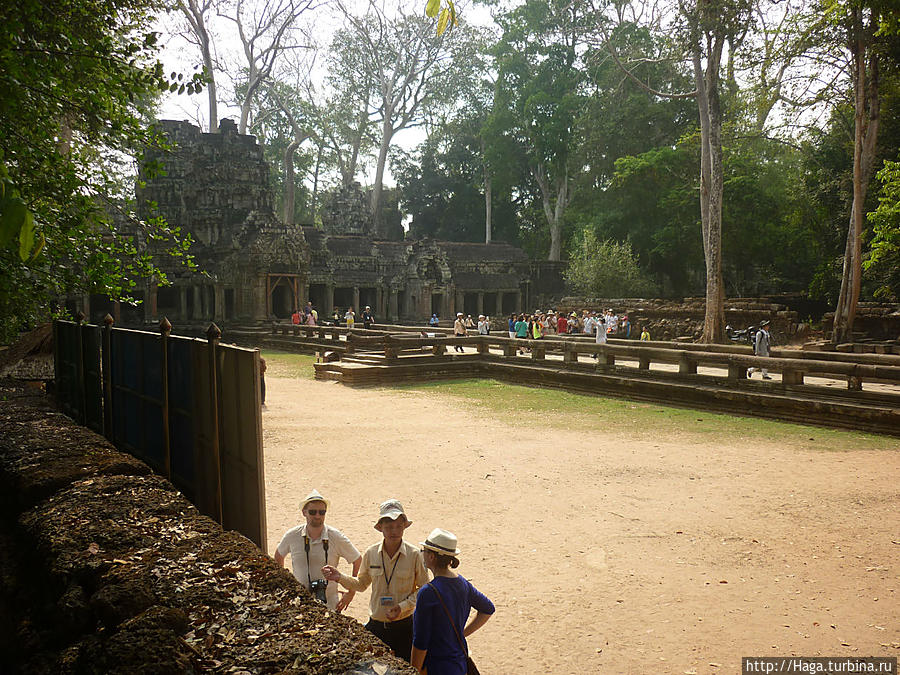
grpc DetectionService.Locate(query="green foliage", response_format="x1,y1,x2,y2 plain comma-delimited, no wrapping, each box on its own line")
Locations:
394,116,519,244
565,229,657,298
0,0,200,342
864,157,900,299
587,140,703,296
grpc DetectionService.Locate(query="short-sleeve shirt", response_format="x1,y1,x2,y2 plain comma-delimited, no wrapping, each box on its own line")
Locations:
337,540,428,621
514,321,528,338
412,575,495,675
276,524,360,610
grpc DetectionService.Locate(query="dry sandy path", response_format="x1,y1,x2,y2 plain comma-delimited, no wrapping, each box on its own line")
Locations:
260,368,899,674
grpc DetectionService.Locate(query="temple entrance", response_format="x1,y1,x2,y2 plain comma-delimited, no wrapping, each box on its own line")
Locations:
463,293,478,317
431,293,443,318
333,288,354,312
271,286,292,319
360,288,378,315
267,274,299,319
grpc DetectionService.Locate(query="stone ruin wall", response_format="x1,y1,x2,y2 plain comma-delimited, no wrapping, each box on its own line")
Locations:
0,385,413,674
555,296,803,342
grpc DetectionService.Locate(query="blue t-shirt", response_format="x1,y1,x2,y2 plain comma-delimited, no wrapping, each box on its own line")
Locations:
508,317,516,332
412,575,494,675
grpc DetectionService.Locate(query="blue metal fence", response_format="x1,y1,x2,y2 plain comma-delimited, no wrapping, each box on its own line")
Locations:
53,318,266,550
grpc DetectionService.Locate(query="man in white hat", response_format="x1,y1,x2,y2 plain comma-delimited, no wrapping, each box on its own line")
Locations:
453,312,466,352
274,489,361,612
362,305,375,329
323,499,427,663
747,319,773,380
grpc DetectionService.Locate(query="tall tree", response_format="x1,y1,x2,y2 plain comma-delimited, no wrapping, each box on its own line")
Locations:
0,0,199,342
599,0,753,342
490,0,589,262
829,0,889,343
221,0,316,134
334,1,478,233
173,0,220,131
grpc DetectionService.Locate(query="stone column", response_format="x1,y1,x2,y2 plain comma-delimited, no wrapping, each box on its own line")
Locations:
325,283,334,317
477,292,484,316
148,281,158,323
444,292,452,321
353,286,360,313
193,286,202,320
389,289,399,323
82,293,91,322
299,281,308,311
214,283,225,321
515,290,522,314
496,292,504,316
456,290,465,316
253,278,267,321
179,287,188,322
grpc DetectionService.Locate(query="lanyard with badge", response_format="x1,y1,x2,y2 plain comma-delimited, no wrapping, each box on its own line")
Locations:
379,549,400,612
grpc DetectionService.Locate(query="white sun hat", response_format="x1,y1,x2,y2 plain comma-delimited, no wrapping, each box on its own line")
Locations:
300,489,329,512
420,528,460,557
374,499,412,531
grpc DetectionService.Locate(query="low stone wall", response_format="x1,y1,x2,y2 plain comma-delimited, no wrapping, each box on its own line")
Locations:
823,303,900,341
555,297,801,342
0,382,414,675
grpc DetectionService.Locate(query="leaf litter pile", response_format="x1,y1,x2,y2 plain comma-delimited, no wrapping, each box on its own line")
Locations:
0,381,414,674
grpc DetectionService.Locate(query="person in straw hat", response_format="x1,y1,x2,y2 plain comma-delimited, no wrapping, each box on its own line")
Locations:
274,489,361,612
453,313,466,352
410,528,494,675
323,499,427,663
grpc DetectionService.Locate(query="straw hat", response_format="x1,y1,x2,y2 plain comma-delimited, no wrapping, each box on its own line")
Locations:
300,489,329,512
420,528,460,557
374,499,412,531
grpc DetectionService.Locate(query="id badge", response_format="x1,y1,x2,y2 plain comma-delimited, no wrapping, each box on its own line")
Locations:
379,595,394,607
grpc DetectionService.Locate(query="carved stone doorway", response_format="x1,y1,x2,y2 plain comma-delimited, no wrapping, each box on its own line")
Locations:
267,274,300,319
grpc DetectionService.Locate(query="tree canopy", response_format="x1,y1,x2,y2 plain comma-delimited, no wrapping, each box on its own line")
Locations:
0,0,200,341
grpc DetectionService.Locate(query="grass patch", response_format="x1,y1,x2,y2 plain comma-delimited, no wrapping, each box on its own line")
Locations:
262,350,317,379
398,378,896,452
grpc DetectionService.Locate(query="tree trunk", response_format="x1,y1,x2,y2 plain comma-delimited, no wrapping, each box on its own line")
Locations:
283,136,301,225
694,40,726,344
370,116,393,234
483,147,492,244
238,63,259,135
200,33,217,132
311,144,322,222
534,163,567,262
832,10,880,344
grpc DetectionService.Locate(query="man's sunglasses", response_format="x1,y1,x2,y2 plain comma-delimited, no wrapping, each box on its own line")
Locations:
306,509,327,516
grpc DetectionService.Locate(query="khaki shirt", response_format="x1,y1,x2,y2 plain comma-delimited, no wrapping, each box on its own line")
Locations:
336,539,427,621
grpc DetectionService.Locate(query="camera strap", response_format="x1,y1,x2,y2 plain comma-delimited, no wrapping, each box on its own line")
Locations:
304,534,329,590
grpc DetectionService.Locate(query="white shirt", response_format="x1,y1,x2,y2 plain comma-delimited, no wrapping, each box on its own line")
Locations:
276,524,361,610
595,320,608,344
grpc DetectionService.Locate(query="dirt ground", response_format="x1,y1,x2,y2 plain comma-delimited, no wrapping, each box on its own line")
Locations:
261,367,900,674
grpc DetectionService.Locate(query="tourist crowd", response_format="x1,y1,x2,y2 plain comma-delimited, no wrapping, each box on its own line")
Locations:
437,308,651,346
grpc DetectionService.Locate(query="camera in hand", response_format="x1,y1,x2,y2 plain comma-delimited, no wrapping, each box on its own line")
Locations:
309,578,328,604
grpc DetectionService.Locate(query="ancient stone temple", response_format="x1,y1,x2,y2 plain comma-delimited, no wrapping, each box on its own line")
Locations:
123,119,533,325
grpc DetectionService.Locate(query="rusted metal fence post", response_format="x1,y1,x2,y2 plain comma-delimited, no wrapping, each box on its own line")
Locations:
160,317,172,480
75,311,86,425
207,322,224,525
102,314,114,440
